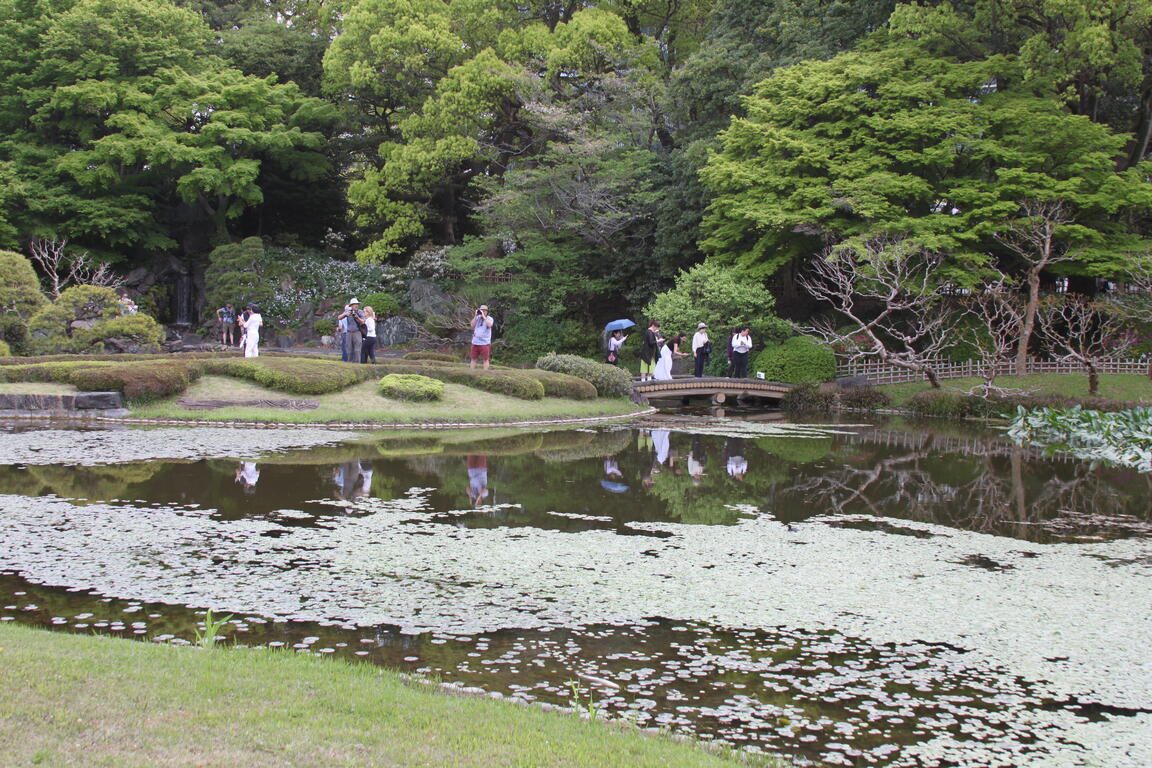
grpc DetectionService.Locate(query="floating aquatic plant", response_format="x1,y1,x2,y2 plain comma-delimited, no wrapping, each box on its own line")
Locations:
1008,406,1152,472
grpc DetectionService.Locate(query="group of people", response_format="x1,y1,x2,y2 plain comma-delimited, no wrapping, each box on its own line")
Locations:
610,319,754,380
215,302,264,358
336,297,379,364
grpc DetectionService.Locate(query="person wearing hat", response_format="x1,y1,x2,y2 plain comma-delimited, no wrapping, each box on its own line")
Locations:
470,304,495,370
692,322,711,378
239,303,263,358
338,298,364,364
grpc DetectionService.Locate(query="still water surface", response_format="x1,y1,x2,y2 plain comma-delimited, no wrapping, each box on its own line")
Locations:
1,416,1149,767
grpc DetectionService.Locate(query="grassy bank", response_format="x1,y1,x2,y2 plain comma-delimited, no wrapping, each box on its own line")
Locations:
876,373,1152,408
0,623,764,768
127,376,644,424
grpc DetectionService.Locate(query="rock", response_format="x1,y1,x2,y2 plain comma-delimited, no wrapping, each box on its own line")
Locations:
180,332,204,346
276,335,294,349
407,279,458,319
376,316,421,346
320,334,335,347
69,319,97,331
75,392,124,410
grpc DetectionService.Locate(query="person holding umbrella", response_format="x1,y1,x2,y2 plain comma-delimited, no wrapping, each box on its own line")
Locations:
603,319,634,366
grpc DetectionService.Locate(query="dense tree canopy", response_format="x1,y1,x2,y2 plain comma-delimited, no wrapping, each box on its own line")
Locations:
0,0,1148,339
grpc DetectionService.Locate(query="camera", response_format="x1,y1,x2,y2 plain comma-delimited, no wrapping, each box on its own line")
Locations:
476,309,483,315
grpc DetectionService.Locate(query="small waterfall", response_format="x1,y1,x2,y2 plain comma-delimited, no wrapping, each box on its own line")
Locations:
173,272,192,327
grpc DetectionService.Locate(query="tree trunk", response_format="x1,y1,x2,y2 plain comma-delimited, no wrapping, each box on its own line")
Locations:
1016,269,1041,375
1087,362,1099,396
925,367,941,389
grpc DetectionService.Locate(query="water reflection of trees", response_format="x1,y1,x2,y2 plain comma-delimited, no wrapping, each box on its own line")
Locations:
775,435,1152,541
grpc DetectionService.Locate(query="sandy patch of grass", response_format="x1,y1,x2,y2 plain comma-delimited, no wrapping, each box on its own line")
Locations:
131,376,645,425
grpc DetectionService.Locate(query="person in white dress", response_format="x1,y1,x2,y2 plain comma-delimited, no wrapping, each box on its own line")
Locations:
240,304,262,357
653,339,673,380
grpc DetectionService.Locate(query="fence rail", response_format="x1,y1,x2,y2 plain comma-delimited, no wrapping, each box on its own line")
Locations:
836,357,1150,386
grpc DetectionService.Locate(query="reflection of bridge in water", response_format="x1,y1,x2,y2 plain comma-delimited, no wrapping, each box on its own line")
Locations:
633,376,794,405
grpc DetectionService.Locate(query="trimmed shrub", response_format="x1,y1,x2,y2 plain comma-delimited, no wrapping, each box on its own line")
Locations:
312,317,337,337
753,336,835,385
67,361,200,403
516,369,597,400
371,360,545,400
72,313,164,352
358,291,402,318
839,387,892,410
535,353,632,398
0,340,8,357
0,315,29,356
377,373,444,401
199,358,370,395
404,351,461,363
906,391,1011,419
0,250,46,320
781,383,836,412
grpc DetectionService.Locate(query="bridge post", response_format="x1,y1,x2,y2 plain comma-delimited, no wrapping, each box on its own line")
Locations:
711,392,726,405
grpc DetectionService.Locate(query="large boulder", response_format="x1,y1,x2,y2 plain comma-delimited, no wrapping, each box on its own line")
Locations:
377,316,422,346
407,279,457,320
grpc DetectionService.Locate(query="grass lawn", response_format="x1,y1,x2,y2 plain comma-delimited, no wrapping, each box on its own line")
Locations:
0,381,78,394
0,623,770,768
877,373,1152,407
130,375,646,425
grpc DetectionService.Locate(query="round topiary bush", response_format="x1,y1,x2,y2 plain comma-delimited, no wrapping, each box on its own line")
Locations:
378,373,445,401
753,336,835,385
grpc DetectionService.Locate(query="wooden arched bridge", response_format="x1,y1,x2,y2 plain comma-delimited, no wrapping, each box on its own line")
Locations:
632,376,795,404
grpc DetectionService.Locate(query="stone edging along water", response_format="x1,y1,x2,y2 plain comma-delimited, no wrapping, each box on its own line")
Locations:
0,404,658,430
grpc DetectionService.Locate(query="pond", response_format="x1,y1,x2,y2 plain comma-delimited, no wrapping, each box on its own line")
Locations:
0,416,1149,767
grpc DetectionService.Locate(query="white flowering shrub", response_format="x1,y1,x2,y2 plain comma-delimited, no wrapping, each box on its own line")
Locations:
256,246,406,325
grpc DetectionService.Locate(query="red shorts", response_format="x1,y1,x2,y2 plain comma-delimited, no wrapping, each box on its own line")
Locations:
470,344,491,362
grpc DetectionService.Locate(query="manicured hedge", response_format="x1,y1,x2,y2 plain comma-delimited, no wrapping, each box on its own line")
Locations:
371,360,545,400
199,358,369,395
781,383,836,412
515,369,597,400
377,373,445,401
753,336,835,385
838,387,892,410
68,360,201,403
535,354,632,398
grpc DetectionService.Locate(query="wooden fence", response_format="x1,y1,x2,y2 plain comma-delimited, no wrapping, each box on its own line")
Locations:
836,357,1150,385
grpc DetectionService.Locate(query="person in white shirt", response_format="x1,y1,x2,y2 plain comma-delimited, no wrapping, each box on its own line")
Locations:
240,304,262,358
691,322,710,378
730,325,752,378
360,306,377,363
606,330,627,365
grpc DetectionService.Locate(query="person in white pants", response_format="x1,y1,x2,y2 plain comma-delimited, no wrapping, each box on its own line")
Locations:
241,304,263,357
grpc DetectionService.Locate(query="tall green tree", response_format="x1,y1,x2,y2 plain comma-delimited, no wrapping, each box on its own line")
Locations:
700,44,1152,283
0,0,336,257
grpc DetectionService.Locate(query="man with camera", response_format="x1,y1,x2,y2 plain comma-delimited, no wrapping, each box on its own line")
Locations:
470,304,495,370
338,298,365,364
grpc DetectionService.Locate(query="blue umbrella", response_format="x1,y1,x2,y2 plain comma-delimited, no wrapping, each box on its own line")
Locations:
600,479,630,494
604,318,635,332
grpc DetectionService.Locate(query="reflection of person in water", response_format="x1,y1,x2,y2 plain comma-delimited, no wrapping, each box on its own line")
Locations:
725,438,748,481
688,435,707,486
358,462,373,498
604,457,623,478
235,461,260,494
332,460,364,500
466,455,489,506
652,429,671,468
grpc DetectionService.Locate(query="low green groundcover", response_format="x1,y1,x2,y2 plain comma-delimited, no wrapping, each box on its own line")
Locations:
378,373,445,401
